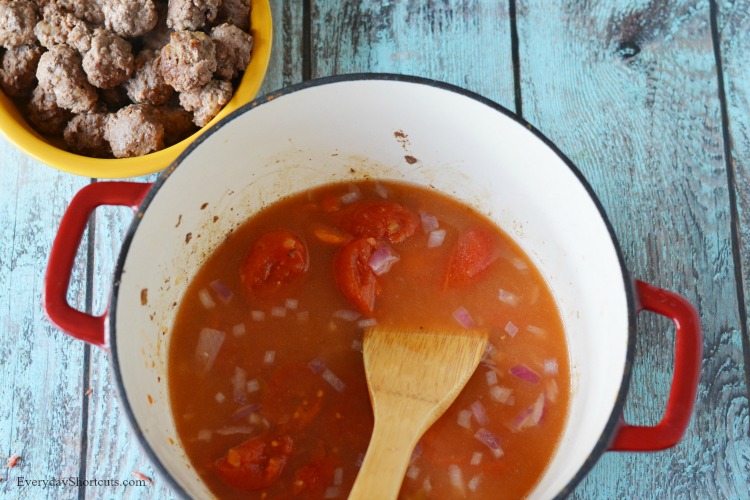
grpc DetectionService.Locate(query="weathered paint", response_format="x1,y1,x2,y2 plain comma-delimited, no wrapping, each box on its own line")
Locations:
0,0,748,498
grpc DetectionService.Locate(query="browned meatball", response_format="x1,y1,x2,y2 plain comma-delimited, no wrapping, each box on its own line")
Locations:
218,0,250,32
83,29,134,89
210,23,253,81
105,103,164,157
0,44,42,97
123,49,172,104
57,0,105,25
166,0,219,31
179,78,231,127
64,111,112,156
160,30,215,93
34,3,92,53
27,85,71,135
36,44,98,113
159,105,196,145
0,1,38,48
103,0,157,38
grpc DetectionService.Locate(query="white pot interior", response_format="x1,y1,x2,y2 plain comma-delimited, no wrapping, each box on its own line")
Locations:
112,78,631,499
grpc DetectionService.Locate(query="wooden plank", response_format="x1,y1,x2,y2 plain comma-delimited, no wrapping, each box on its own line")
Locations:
0,141,89,497
516,0,750,497
79,2,304,498
311,0,516,109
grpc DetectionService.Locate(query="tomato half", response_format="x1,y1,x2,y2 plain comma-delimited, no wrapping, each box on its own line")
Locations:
336,200,419,244
214,434,293,490
444,227,496,288
334,237,382,315
262,362,326,434
240,230,309,299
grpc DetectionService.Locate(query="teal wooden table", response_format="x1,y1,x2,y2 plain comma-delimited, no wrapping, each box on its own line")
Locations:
2,1,749,498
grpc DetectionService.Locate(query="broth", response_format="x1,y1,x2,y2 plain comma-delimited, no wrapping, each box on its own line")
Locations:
169,180,570,499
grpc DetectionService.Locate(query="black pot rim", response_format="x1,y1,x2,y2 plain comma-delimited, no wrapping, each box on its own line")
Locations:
109,73,637,499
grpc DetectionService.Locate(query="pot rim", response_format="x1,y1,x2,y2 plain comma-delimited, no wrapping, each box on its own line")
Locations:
109,73,637,499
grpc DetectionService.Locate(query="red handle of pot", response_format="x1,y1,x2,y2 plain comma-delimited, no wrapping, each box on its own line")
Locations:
608,280,702,451
43,181,152,347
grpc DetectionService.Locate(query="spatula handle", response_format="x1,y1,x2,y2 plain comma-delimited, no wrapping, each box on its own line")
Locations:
348,415,419,499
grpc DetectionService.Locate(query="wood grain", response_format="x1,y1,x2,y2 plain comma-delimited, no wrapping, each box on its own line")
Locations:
78,2,305,498
516,0,750,497
0,146,89,497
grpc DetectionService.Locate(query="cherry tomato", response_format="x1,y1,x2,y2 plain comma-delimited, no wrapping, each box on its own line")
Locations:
240,230,309,299
214,434,293,490
262,362,326,434
334,237,382,315
336,200,419,244
444,227,496,288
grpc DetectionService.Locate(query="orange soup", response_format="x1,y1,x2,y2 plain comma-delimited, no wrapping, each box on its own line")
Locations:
169,180,570,499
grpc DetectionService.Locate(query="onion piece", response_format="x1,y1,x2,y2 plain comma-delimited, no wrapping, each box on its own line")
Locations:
210,279,233,303
341,185,361,204
546,379,559,403
497,288,519,305
374,182,389,198
308,358,326,374
271,306,286,317
263,351,276,365
334,309,361,322
510,364,541,384
232,403,261,421
351,340,363,352
448,465,464,491
215,425,254,436
457,409,472,429
215,392,226,403
474,428,502,451
544,358,559,375
368,244,400,275
420,212,439,233
195,328,225,372
489,385,513,404
285,298,298,310
246,379,260,393
198,289,215,309
510,393,545,431
470,452,483,465
322,368,346,392
357,318,377,329
511,257,528,270
407,465,420,480
468,474,481,493
232,323,246,337
526,325,545,335
485,370,498,386
231,366,247,403
471,400,489,426
452,307,475,328
427,229,446,248
251,310,265,321
504,321,519,337
530,393,545,425
197,430,212,442
423,477,432,493
334,467,343,486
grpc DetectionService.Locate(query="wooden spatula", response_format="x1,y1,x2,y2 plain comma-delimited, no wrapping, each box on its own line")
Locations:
349,326,489,500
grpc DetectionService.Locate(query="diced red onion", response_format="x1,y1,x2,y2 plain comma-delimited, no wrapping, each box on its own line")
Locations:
251,310,265,321
355,453,365,468
210,279,233,303
468,475,481,493
334,309,361,322
480,344,497,366
489,385,513,404
271,306,286,317
471,400,489,426
474,428,501,451
246,379,260,393
374,182,389,198
504,321,519,337
232,403,261,421
457,409,472,429
410,441,423,463
215,392,226,403
232,323,246,337
197,430,212,442
264,351,276,365
491,447,504,459
511,257,528,270
485,370,498,386
407,465,420,480
195,328,225,372
324,487,340,499
368,244,400,275
448,465,464,490
546,379,559,403
232,366,247,403
297,311,310,322
544,358,559,375
423,477,432,493
510,393,545,431
198,289,215,309
470,452,483,465
308,358,326,374
334,467,343,486
530,393,545,425
526,325,545,335
341,185,362,204
427,229,446,248
452,307,475,328
285,298,298,310
351,340,363,352
215,425,254,436
420,212,439,233
497,288,519,305
510,364,541,384
357,318,377,329
511,406,534,432
323,368,346,392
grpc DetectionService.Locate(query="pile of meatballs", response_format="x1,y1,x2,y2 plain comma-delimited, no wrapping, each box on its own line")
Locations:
0,0,254,158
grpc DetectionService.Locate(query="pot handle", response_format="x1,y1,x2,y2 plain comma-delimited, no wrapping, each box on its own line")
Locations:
608,280,702,451
43,182,152,347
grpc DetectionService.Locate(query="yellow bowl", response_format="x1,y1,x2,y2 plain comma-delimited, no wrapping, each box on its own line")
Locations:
0,0,272,178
